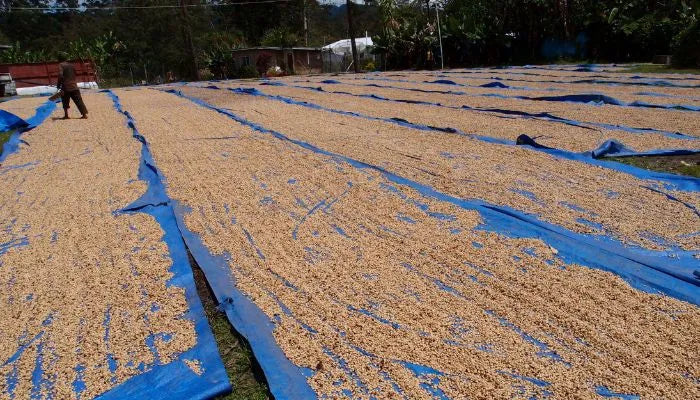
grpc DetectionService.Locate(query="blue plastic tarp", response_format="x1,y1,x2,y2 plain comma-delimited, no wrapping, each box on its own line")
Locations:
380,71,700,89
526,93,700,111
0,109,29,132
168,87,700,306
1,100,56,163
171,201,318,400
362,76,700,110
131,88,319,400
286,80,697,138
591,139,700,159
106,89,311,399
244,83,699,191
2,95,229,399
97,91,231,400
145,86,700,400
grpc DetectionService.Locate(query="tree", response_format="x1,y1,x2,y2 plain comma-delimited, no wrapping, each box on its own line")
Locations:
261,27,299,47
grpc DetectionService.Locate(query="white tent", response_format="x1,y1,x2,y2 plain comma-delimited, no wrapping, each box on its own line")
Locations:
322,37,373,56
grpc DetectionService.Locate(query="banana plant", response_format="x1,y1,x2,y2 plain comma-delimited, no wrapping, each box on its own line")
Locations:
0,41,47,63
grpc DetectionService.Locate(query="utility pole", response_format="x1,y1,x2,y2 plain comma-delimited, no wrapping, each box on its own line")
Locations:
435,2,444,70
346,0,359,73
179,0,200,81
303,0,309,46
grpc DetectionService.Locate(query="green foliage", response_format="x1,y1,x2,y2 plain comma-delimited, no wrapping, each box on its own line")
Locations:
608,154,700,178
202,30,248,79
371,0,700,67
191,263,270,400
0,41,47,63
236,65,259,79
266,66,284,77
260,27,299,48
0,31,124,83
199,68,215,80
600,0,688,58
65,32,126,77
624,64,700,73
1,0,382,83
204,46,235,80
672,20,700,67
2,0,697,80
0,130,16,157
371,0,440,69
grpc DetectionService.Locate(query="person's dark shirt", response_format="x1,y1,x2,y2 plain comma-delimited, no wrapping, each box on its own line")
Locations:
57,62,79,91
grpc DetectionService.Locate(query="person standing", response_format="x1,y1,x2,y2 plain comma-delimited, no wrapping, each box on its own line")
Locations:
56,54,88,119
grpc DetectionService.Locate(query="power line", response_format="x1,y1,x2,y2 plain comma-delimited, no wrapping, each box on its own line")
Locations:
6,0,289,11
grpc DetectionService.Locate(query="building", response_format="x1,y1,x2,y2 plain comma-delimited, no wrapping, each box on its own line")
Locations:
321,37,375,73
231,47,322,75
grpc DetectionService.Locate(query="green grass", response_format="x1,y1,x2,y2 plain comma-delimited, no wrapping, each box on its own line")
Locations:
623,64,700,74
607,154,700,178
190,257,271,400
0,129,16,156
550,58,593,65
99,77,139,89
207,310,270,400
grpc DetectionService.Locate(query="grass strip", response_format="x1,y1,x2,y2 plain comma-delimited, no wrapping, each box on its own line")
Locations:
607,153,700,178
624,64,700,75
0,129,16,157
189,252,271,400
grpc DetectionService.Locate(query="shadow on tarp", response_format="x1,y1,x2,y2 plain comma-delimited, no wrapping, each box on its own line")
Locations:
166,87,700,306
96,90,231,400
0,100,57,163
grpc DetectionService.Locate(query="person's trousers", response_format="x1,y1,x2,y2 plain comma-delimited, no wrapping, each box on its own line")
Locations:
61,89,88,115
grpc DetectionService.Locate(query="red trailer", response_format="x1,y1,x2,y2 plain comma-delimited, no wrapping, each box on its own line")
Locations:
0,59,97,88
